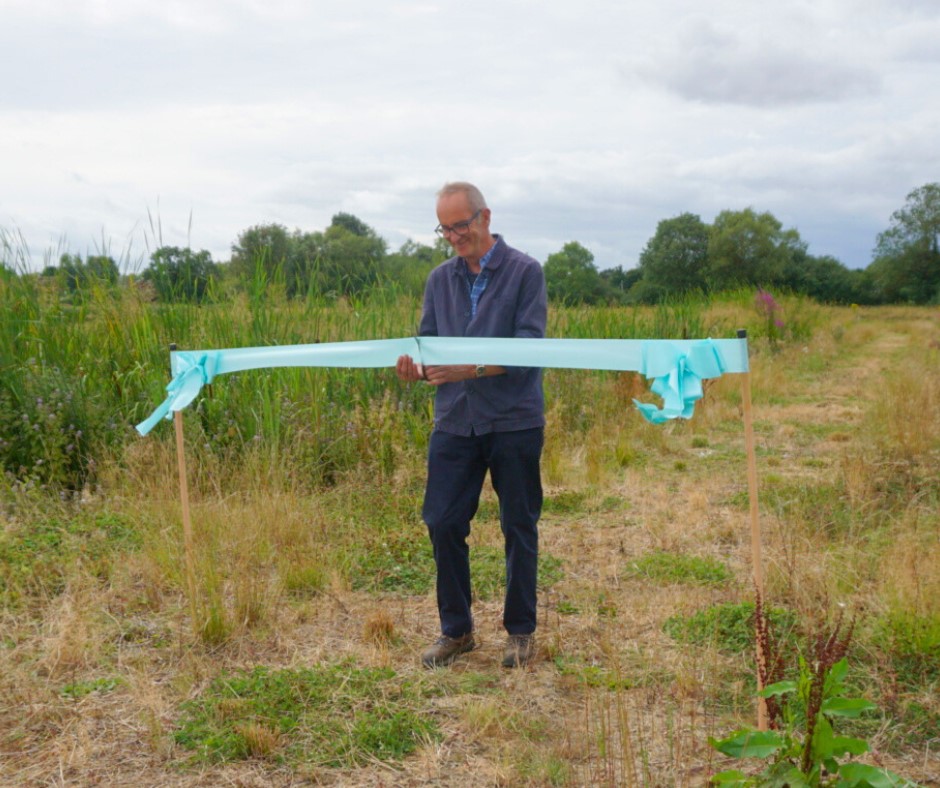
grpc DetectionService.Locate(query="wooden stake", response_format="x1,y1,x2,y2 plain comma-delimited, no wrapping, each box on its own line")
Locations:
738,329,769,731
170,345,199,635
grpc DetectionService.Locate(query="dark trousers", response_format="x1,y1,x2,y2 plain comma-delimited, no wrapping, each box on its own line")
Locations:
422,427,544,639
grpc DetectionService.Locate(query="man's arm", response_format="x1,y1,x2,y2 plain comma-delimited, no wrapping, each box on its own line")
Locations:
513,260,548,340
497,258,547,380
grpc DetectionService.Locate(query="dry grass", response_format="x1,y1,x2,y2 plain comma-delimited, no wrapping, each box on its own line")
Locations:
1,304,938,786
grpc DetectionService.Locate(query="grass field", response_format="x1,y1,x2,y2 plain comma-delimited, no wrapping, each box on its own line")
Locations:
0,281,938,786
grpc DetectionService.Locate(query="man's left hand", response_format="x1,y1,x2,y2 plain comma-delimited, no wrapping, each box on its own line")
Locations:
423,365,475,385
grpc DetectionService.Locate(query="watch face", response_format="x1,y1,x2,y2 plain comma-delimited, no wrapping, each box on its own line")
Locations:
476,364,485,377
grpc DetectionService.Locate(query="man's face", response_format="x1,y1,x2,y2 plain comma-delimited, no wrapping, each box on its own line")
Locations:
436,191,491,265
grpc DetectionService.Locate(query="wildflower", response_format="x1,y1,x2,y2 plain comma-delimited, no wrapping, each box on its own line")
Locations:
755,288,781,316
755,288,785,346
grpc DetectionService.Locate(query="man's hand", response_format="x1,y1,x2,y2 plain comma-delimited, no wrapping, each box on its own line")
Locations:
422,365,476,385
397,356,503,385
396,354,426,382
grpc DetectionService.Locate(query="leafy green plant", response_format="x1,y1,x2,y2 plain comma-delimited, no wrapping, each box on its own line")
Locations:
0,361,106,490
711,657,915,787
710,614,918,787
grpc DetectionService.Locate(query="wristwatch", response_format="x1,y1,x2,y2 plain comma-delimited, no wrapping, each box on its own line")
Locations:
475,364,486,378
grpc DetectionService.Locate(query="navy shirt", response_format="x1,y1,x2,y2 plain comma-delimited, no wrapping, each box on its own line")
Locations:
419,235,547,436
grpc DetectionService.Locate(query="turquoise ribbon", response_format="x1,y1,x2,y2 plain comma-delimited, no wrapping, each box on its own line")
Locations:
135,351,219,436
633,340,728,424
135,336,748,435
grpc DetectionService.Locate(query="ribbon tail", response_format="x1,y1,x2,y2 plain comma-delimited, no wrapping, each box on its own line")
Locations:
634,399,671,424
136,396,173,435
134,360,210,435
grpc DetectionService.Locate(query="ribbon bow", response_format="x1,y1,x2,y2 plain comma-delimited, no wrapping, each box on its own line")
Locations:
633,340,726,424
135,352,219,435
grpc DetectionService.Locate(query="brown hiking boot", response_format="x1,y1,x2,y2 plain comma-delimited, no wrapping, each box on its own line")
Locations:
421,633,475,668
502,634,536,668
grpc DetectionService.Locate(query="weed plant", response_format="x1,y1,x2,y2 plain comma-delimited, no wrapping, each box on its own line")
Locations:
711,612,918,787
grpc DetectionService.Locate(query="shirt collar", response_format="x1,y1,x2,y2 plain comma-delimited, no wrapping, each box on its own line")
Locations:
477,239,498,272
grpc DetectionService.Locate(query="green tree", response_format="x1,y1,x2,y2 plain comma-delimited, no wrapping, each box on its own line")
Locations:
383,240,445,298
314,217,388,297
779,250,865,304
231,215,388,299
57,254,86,293
870,183,940,304
288,230,324,298
142,246,217,302
706,209,803,291
599,265,641,303
330,212,374,238
432,237,453,260
801,255,859,304
85,255,119,285
638,212,709,296
543,241,605,304
52,253,119,297
230,223,292,286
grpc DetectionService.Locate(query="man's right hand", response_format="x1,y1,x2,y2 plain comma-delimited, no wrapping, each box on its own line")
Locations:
396,354,425,382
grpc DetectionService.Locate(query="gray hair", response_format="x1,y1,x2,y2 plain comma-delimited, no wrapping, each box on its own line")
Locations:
437,182,488,213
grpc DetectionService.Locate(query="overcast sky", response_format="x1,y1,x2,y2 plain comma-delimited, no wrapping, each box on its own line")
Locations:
2,0,938,272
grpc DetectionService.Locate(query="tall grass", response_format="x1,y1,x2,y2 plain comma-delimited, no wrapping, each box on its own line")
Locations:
4,260,793,495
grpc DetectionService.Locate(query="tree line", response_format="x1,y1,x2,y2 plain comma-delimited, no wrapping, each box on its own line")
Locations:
25,183,940,306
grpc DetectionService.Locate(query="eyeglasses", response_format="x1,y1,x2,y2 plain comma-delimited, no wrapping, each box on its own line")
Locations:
435,209,481,238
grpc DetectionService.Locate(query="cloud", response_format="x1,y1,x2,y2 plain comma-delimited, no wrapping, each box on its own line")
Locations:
888,18,940,63
1,0,938,274
633,17,881,106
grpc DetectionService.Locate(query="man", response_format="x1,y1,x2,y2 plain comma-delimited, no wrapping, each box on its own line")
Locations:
396,182,547,669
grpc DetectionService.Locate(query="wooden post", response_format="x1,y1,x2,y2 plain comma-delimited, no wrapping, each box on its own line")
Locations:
170,344,200,635
738,329,768,731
